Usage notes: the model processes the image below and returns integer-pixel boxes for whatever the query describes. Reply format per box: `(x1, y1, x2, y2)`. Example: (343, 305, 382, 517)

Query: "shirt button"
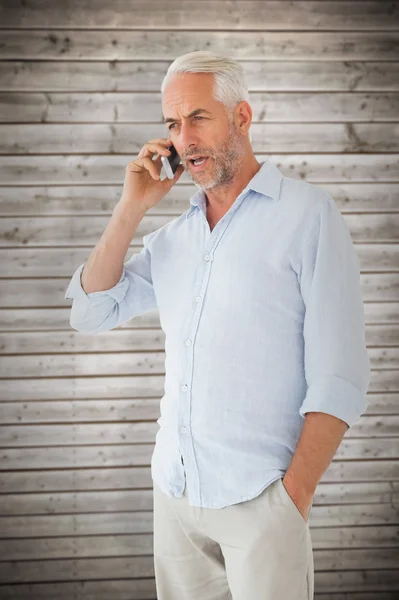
(204, 255, 211, 261)
(181, 427, 187, 433)
(181, 385, 188, 391)
(185, 339, 192, 346)
(195, 296, 201, 302)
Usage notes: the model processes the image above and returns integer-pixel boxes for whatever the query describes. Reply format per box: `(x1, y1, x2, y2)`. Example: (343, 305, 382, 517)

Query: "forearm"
(81, 200, 147, 294)
(284, 411, 349, 506)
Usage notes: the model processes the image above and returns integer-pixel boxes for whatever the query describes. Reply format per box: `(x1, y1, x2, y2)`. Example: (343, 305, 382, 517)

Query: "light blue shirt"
(65, 159, 371, 509)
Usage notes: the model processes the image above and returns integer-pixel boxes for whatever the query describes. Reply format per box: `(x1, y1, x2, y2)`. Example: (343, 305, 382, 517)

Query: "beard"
(188, 123, 246, 192)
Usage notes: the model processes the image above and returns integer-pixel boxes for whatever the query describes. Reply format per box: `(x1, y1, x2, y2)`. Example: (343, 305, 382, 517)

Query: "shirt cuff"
(64, 263, 128, 304)
(299, 374, 368, 428)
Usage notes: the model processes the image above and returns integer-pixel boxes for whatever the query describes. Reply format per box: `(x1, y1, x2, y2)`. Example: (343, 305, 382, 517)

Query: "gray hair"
(161, 50, 252, 142)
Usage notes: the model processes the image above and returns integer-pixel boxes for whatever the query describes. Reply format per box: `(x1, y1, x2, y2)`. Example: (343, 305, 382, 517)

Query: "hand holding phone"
(120, 138, 184, 213)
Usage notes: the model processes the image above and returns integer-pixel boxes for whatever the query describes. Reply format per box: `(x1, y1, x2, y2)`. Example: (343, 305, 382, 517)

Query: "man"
(65, 51, 371, 599)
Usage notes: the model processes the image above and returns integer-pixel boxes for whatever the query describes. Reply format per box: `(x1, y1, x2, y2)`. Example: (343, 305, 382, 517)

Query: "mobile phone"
(161, 143, 181, 179)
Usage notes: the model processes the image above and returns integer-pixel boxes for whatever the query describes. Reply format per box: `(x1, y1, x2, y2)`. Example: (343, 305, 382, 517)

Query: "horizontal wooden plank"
(1, 526, 398, 562)
(0, 303, 397, 331)
(0, 346, 397, 378)
(0, 549, 398, 584)
(2, 123, 399, 154)
(0, 307, 160, 330)
(0, 555, 155, 583)
(0, 244, 399, 278)
(2, 437, 398, 471)
(0, 511, 154, 538)
(0, 375, 166, 401)
(1, 494, 399, 542)
(0, 329, 165, 354)
(1, 31, 398, 61)
(316, 595, 399, 600)
(0, 579, 398, 600)
(0, 399, 162, 426)
(0, 533, 152, 560)
(1, 495, 398, 537)
(0, 578, 398, 600)
(0, 327, 396, 355)
(1, 154, 398, 185)
(0, 487, 398, 524)
(0, 214, 166, 246)
(0, 579, 156, 600)
(0, 420, 399, 448)
(1, 1, 397, 30)
(0, 369, 396, 401)
(0, 352, 167, 378)
(1, 183, 399, 217)
(1, 274, 397, 310)
(1, 60, 398, 93)
(1, 213, 398, 247)
(0, 394, 397, 421)
(2, 91, 399, 123)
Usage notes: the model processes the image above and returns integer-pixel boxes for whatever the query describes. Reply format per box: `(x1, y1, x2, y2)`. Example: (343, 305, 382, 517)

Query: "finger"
(138, 139, 173, 160)
(129, 157, 160, 180)
(163, 163, 184, 185)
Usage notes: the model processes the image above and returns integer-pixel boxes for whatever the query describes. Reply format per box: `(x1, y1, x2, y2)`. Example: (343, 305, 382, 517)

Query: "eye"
(168, 116, 204, 131)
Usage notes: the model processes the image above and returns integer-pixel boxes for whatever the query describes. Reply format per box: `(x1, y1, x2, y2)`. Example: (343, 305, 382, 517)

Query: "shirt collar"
(185, 159, 283, 219)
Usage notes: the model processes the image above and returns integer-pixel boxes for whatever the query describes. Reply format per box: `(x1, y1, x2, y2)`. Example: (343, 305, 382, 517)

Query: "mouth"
(188, 156, 209, 170)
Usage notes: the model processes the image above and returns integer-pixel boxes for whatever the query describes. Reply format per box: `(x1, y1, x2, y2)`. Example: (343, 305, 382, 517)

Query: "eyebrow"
(163, 108, 212, 124)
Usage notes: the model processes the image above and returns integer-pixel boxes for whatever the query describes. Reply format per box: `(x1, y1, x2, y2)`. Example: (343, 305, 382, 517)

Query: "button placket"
(178, 194, 249, 505)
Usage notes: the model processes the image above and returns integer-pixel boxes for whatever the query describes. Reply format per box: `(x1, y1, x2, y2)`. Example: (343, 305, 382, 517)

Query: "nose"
(176, 125, 201, 159)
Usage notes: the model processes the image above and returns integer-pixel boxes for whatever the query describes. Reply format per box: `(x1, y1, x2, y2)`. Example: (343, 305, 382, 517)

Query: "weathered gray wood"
(0, 549, 398, 583)
(0, 369, 396, 401)
(1, 60, 398, 92)
(1, 1, 397, 30)
(1, 273, 397, 309)
(1, 183, 398, 216)
(1, 31, 398, 61)
(0, 580, 398, 600)
(2, 91, 399, 123)
(2, 243, 399, 277)
(0, 307, 160, 330)
(0, 352, 167, 377)
(316, 595, 399, 600)
(0, 488, 398, 525)
(1, 154, 398, 185)
(2, 123, 399, 154)
(0, 579, 156, 600)
(0, 330, 166, 353)
(0, 1, 397, 595)
(0, 326, 396, 355)
(1, 496, 398, 538)
(0, 346, 397, 378)
(0, 243, 399, 278)
(1, 525, 398, 561)
(0, 303, 397, 331)
(0, 511, 154, 538)
(315, 570, 399, 592)
(0, 419, 398, 447)
(1, 438, 398, 470)
(0, 213, 398, 247)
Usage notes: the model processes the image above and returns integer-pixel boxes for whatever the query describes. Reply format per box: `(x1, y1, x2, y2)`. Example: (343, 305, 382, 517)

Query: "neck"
(205, 155, 262, 212)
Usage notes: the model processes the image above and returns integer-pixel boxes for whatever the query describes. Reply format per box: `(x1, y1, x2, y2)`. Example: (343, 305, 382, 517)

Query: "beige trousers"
(153, 476, 314, 600)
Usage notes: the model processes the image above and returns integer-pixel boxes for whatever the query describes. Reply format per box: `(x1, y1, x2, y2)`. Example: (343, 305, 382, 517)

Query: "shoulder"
(142, 210, 189, 248)
(281, 175, 333, 216)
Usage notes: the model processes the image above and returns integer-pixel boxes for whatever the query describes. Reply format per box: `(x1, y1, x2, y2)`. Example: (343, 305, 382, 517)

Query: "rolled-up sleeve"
(64, 234, 158, 333)
(297, 194, 371, 428)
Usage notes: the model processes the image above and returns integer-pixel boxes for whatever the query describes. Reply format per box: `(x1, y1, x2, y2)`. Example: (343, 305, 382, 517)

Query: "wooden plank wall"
(0, 1, 398, 598)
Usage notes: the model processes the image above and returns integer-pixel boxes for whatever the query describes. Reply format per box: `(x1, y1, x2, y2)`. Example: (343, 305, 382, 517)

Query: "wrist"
(114, 198, 147, 221)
